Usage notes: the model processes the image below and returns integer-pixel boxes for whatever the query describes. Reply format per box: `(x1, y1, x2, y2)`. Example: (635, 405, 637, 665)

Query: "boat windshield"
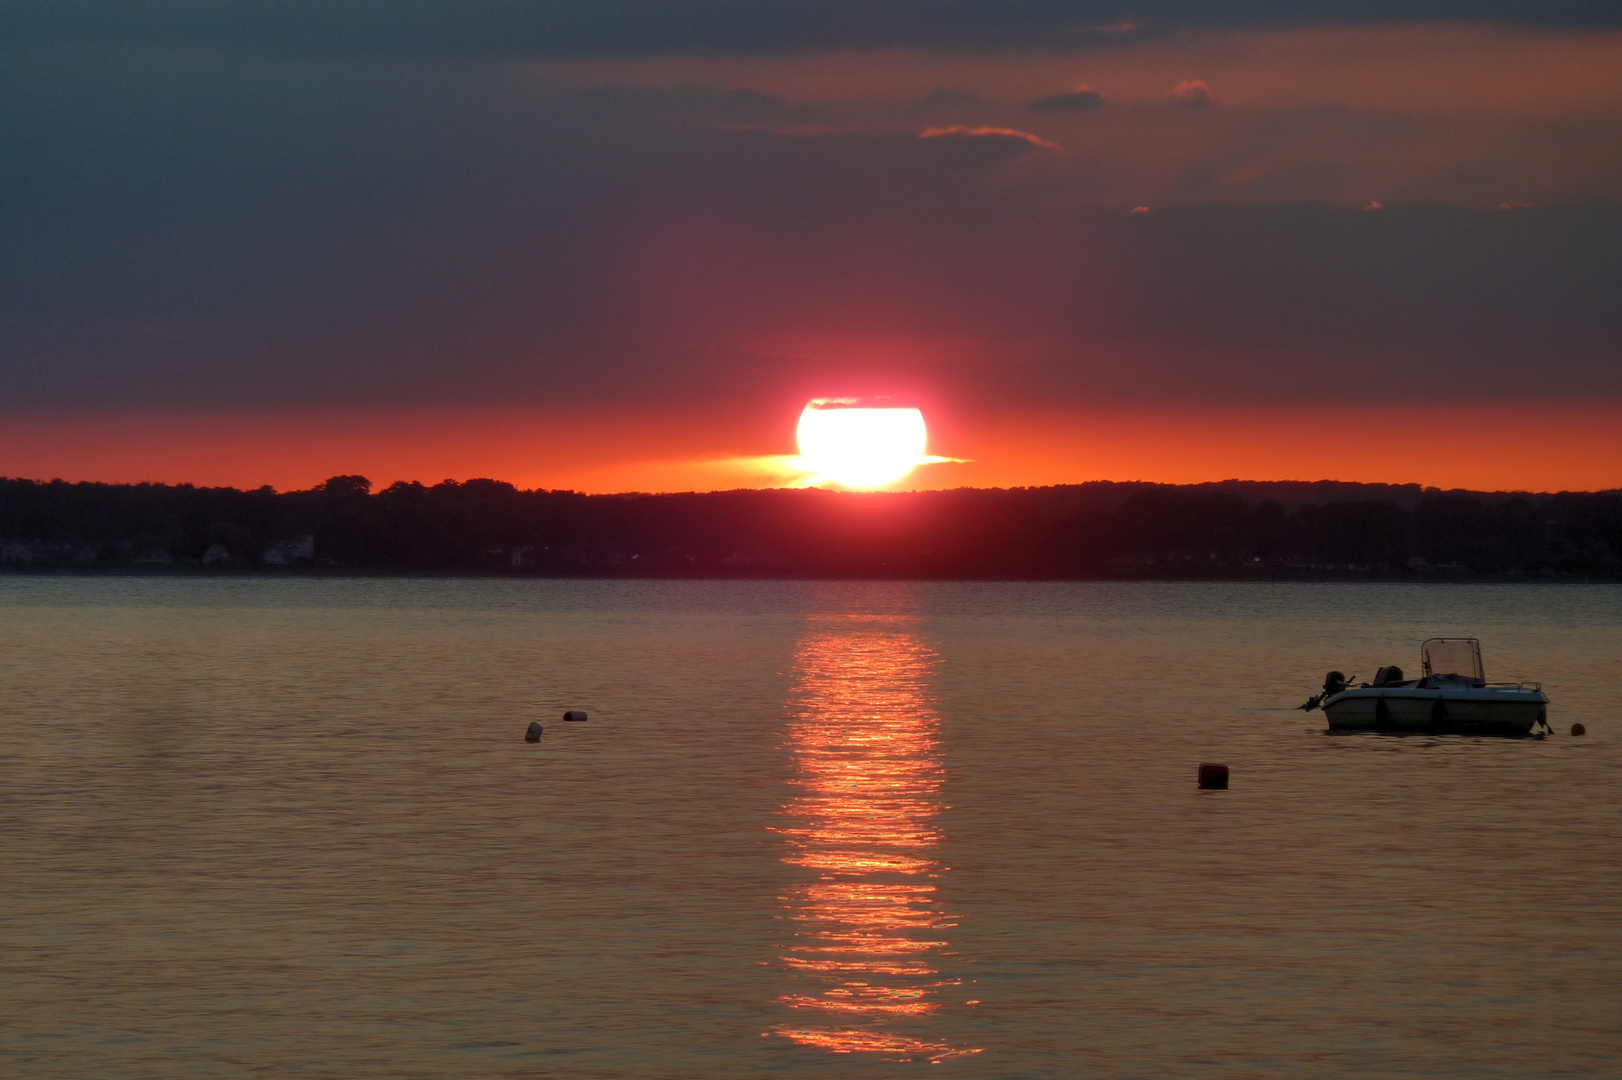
(1421, 638, 1484, 682)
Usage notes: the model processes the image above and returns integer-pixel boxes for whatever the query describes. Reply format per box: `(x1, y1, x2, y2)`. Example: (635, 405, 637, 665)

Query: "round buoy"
(563, 710, 588, 722)
(1571, 723, 1586, 736)
(525, 722, 543, 742)
(1197, 763, 1229, 790)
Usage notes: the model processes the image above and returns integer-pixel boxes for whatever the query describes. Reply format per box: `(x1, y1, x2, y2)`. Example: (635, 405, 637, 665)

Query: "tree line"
(1, 475, 1619, 578)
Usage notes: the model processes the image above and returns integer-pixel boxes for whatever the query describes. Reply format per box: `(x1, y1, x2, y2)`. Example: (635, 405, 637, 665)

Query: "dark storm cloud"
(1, 48, 1620, 415)
(2, 1, 1618, 58)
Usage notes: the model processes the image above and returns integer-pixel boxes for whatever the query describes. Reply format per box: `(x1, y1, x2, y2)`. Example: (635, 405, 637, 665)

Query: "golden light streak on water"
(771, 616, 981, 1063)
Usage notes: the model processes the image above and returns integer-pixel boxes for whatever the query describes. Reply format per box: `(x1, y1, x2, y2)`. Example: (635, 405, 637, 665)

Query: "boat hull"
(1323, 686, 1547, 737)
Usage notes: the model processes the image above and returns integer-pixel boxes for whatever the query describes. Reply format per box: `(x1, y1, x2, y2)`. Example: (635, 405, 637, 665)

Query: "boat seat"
(1373, 665, 1405, 687)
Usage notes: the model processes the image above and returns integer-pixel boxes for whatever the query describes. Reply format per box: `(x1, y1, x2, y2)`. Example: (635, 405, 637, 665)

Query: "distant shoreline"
(5, 477, 1620, 581)
(5, 566, 1619, 585)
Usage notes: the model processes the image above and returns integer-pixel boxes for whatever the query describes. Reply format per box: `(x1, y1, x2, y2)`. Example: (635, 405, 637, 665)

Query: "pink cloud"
(918, 125, 1062, 153)
(1167, 80, 1213, 108)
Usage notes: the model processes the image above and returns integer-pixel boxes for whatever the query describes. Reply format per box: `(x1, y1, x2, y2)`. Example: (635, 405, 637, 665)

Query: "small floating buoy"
(1197, 762, 1229, 790)
(563, 710, 588, 722)
(1571, 723, 1586, 736)
(525, 722, 543, 742)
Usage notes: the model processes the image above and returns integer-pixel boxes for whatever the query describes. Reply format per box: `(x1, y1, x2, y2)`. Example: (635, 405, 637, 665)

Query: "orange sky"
(4, 402, 1618, 493)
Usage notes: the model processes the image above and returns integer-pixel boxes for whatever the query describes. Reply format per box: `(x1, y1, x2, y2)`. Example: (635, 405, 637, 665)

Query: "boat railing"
(1368, 678, 1543, 691)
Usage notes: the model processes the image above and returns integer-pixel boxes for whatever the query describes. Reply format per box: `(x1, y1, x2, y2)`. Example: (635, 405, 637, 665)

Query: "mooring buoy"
(1571, 723, 1586, 736)
(564, 710, 588, 722)
(1197, 762, 1229, 790)
(525, 722, 543, 742)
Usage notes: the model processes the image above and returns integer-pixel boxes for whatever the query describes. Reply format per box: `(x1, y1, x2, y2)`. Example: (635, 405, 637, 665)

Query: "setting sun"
(796, 399, 929, 488)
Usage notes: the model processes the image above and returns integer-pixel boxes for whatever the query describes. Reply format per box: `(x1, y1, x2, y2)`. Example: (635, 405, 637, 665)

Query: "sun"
(796, 398, 930, 488)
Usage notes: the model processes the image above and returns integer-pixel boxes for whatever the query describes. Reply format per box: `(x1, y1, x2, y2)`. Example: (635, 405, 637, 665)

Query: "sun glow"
(796, 399, 930, 488)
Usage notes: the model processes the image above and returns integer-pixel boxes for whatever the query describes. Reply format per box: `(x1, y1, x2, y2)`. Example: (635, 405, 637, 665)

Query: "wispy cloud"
(918, 125, 1063, 152)
(1030, 86, 1106, 111)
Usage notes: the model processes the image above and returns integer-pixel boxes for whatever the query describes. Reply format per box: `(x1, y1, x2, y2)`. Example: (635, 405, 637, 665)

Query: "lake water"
(1, 578, 1618, 1078)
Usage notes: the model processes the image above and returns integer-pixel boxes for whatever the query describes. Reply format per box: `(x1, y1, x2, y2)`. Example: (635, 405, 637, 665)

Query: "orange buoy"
(1198, 763, 1229, 790)
(1571, 723, 1586, 736)
(525, 722, 543, 742)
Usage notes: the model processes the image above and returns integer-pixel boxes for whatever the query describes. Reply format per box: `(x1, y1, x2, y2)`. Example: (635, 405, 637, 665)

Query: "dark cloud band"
(2, 0, 1618, 57)
(2, 38, 1619, 419)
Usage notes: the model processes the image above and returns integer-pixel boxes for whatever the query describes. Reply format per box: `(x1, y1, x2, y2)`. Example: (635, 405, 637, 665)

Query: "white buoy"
(564, 710, 588, 722)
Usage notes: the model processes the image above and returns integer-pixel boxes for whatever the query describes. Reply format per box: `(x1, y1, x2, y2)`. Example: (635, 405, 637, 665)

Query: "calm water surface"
(1, 579, 1617, 1078)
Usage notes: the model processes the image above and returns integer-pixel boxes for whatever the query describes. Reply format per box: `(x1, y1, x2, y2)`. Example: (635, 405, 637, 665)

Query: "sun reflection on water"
(772, 618, 980, 1063)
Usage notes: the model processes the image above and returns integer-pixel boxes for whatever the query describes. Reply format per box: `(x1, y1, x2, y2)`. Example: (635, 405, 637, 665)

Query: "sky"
(3, 2, 1620, 492)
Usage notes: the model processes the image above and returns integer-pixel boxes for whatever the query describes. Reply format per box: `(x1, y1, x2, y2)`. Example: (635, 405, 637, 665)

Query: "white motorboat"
(1303, 638, 1550, 737)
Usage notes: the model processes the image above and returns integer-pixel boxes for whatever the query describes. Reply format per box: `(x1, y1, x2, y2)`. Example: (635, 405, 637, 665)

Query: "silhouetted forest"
(2, 475, 1620, 578)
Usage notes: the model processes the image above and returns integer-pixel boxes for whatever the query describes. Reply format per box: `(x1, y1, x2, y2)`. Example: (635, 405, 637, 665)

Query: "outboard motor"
(1300, 669, 1353, 710)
